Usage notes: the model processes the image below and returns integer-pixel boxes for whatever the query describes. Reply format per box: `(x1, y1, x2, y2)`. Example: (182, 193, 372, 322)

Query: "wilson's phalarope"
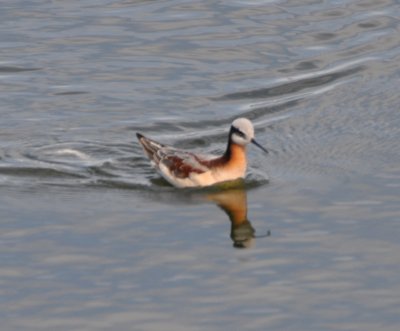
(136, 118, 268, 188)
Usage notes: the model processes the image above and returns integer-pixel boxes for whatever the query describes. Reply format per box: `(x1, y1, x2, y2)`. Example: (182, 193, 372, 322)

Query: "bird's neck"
(223, 138, 247, 171)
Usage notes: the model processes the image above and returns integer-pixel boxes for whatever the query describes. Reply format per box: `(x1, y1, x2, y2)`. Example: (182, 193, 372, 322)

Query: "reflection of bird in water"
(136, 118, 268, 188)
(207, 188, 270, 248)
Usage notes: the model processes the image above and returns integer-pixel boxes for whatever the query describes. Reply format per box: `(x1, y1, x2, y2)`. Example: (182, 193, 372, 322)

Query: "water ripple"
(217, 59, 370, 101)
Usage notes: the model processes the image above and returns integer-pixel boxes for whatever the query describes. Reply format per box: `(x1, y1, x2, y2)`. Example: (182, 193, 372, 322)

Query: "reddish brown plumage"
(163, 155, 205, 178)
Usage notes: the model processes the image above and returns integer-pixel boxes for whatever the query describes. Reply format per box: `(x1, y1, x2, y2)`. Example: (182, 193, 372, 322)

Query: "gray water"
(1, 1, 400, 330)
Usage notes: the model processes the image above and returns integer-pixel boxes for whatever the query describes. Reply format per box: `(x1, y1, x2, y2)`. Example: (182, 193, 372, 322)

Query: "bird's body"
(136, 118, 267, 188)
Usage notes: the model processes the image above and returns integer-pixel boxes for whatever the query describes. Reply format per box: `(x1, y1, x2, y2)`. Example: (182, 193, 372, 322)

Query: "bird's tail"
(136, 133, 164, 161)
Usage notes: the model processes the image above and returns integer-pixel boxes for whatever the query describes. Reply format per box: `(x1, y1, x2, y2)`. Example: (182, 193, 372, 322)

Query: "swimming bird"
(136, 118, 268, 188)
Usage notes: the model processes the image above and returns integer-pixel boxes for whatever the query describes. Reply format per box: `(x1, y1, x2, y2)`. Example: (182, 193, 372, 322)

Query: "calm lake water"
(1, 1, 400, 330)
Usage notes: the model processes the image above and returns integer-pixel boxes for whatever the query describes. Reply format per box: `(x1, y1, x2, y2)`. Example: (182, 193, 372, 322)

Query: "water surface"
(1, 1, 400, 330)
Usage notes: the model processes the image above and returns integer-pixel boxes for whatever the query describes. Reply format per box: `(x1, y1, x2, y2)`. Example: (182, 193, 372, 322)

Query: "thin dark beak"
(251, 138, 268, 154)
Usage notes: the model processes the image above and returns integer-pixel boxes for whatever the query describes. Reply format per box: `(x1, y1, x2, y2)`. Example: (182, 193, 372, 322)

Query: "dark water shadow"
(53, 91, 89, 96)
(0, 166, 87, 179)
(0, 66, 41, 73)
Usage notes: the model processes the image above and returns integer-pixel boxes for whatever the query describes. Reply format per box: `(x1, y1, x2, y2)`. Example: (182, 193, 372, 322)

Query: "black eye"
(232, 126, 246, 138)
